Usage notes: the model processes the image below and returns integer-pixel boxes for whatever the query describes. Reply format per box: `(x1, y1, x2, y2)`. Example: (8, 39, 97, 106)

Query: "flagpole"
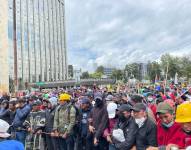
(164, 61, 169, 94)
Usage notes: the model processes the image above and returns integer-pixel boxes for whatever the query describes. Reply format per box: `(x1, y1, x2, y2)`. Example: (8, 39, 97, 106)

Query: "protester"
(132, 103, 157, 150)
(12, 98, 31, 145)
(45, 97, 58, 150)
(112, 104, 137, 150)
(87, 93, 109, 150)
(52, 93, 76, 150)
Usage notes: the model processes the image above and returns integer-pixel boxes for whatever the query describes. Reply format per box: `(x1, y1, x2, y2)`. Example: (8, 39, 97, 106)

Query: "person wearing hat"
(12, 97, 31, 145)
(87, 93, 109, 150)
(103, 102, 118, 150)
(44, 97, 58, 150)
(52, 93, 76, 150)
(132, 103, 157, 150)
(112, 104, 138, 150)
(173, 102, 191, 149)
(147, 102, 182, 150)
(24, 100, 46, 150)
(0, 119, 24, 150)
(77, 97, 92, 150)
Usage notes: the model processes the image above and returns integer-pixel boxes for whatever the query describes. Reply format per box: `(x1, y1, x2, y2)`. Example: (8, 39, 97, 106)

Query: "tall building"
(0, 0, 68, 92)
(103, 67, 115, 77)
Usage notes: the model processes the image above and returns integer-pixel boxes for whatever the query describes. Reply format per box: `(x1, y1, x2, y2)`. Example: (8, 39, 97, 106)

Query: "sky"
(65, 0, 191, 72)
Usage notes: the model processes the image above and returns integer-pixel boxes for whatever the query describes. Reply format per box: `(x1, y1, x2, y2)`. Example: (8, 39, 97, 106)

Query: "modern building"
(0, 0, 68, 92)
(103, 67, 115, 77)
(68, 65, 73, 79)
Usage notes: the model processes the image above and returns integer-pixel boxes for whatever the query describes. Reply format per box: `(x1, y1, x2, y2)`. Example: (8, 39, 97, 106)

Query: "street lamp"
(13, 0, 18, 93)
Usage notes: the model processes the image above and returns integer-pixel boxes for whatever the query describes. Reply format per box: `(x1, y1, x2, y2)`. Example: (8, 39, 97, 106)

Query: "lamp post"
(13, 0, 18, 93)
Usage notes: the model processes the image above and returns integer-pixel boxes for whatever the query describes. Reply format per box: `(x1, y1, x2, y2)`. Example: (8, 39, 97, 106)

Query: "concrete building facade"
(0, 0, 67, 92)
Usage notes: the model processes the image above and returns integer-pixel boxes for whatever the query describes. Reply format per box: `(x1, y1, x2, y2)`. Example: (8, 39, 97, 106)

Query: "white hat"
(0, 119, 10, 138)
(107, 102, 117, 119)
(48, 97, 58, 107)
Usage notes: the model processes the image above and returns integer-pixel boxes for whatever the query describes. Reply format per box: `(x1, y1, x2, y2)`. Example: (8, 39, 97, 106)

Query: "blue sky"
(65, 0, 191, 72)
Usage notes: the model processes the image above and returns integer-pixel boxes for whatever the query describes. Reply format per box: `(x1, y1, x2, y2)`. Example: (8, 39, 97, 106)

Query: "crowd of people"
(0, 82, 191, 150)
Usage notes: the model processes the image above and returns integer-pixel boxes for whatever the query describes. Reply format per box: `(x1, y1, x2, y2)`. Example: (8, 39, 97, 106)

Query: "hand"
(166, 144, 179, 150)
(52, 130, 59, 137)
(51, 132, 55, 137)
(89, 125, 95, 133)
(62, 133, 68, 139)
(106, 135, 112, 144)
(94, 137, 98, 146)
(28, 128, 33, 133)
(37, 130, 42, 134)
(146, 146, 158, 150)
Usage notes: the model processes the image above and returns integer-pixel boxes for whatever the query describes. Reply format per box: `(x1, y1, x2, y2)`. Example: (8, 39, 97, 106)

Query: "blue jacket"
(13, 104, 31, 128)
(0, 140, 24, 150)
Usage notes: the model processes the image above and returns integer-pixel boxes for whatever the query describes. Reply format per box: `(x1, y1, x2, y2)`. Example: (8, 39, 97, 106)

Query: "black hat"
(32, 100, 42, 106)
(131, 103, 146, 112)
(117, 104, 132, 112)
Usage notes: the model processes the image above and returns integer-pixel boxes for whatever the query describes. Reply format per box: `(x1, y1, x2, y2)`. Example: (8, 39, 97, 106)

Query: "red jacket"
(157, 122, 185, 148)
(177, 129, 191, 148)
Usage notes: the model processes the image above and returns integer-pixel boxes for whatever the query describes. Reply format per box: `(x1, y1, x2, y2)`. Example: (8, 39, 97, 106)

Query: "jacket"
(45, 107, 56, 133)
(53, 103, 76, 135)
(113, 117, 138, 150)
(157, 122, 184, 148)
(136, 118, 157, 150)
(89, 104, 108, 139)
(0, 108, 10, 124)
(13, 104, 31, 128)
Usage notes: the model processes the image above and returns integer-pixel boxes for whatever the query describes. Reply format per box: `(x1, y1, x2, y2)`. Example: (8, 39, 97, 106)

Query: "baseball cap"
(118, 104, 132, 112)
(131, 103, 146, 112)
(156, 102, 174, 114)
(107, 102, 117, 118)
(81, 97, 90, 104)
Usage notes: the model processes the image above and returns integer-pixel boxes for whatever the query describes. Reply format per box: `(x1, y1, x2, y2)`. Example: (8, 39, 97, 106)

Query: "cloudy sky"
(65, 0, 191, 72)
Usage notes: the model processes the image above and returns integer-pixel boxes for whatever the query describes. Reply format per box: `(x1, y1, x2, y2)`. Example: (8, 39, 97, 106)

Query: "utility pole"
(13, 0, 18, 93)
(164, 61, 169, 94)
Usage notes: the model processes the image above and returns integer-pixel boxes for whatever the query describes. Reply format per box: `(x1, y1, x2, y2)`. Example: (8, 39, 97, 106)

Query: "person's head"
(9, 99, 16, 111)
(94, 93, 104, 107)
(42, 99, 49, 108)
(131, 103, 147, 127)
(156, 102, 174, 128)
(130, 95, 143, 106)
(59, 93, 71, 105)
(176, 102, 191, 133)
(132, 103, 147, 119)
(117, 104, 132, 122)
(81, 97, 90, 110)
(48, 97, 58, 109)
(32, 100, 42, 112)
(1, 100, 9, 109)
(17, 98, 26, 108)
(107, 102, 118, 119)
(0, 119, 10, 139)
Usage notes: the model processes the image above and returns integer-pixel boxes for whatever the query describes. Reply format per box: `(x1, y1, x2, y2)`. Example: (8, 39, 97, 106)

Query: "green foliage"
(89, 72, 103, 79)
(81, 71, 90, 79)
(111, 69, 124, 80)
(147, 61, 161, 82)
(96, 66, 104, 74)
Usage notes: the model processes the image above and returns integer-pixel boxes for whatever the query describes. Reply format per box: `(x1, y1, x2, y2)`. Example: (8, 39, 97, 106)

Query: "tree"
(96, 66, 104, 74)
(81, 71, 89, 79)
(111, 69, 124, 80)
(179, 56, 191, 80)
(125, 63, 140, 79)
(160, 54, 181, 79)
(147, 61, 161, 82)
(89, 72, 103, 79)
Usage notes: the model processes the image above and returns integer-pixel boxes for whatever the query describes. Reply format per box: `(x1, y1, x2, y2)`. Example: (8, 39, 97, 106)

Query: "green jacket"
(53, 103, 76, 135)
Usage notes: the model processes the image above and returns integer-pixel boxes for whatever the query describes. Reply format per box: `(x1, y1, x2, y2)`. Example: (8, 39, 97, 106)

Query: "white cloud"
(65, 0, 191, 72)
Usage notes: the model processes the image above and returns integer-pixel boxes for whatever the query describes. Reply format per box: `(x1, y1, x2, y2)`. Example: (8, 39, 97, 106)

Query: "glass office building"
(8, 0, 68, 87)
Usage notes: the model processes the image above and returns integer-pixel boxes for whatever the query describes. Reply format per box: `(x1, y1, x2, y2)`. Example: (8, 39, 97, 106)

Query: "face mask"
(95, 99, 103, 107)
(135, 117, 146, 128)
(118, 113, 126, 122)
(162, 121, 174, 128)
